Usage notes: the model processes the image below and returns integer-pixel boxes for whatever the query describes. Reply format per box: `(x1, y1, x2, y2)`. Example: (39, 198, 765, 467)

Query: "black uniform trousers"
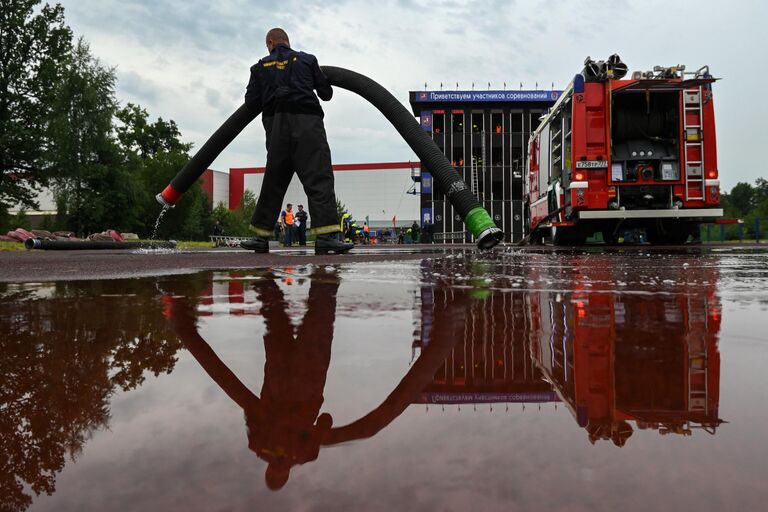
(250, 113, 340, 238)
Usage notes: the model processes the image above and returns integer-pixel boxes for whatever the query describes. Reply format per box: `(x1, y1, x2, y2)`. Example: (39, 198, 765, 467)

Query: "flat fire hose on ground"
(25, 239, 177, 250)
(156, 66, 503, 250)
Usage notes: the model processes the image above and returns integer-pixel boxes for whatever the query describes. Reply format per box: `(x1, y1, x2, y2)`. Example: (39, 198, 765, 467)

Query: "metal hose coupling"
(476, 226, 504, 250)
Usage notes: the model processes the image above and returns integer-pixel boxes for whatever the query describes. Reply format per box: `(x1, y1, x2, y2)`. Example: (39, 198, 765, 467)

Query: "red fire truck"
(526, 56, 723, 244)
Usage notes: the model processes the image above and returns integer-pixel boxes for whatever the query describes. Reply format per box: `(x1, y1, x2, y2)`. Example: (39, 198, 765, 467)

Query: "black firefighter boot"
(240, 237, 269, 253)
(315, 233, 353, 255)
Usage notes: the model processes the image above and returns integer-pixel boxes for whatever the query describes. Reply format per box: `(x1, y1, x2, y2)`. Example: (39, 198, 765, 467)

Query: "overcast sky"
(59, 0, 765, 190)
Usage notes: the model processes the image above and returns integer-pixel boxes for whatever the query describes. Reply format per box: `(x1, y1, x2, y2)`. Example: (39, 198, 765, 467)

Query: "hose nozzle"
(156, 185, 181, 208)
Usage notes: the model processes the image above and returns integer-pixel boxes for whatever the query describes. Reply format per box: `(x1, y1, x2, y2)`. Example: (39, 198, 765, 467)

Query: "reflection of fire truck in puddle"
(527, 257, 723, 446)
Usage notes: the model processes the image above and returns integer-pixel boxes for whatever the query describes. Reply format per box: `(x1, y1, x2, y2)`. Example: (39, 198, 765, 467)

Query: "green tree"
(115, 103, 191, 158)
(114, 102, 212, 239)
(0, 1, 72, 211)
(725, 182, 754, 217)
(211, 201, 240, 235)
(755, 178, 768, 205)
(47, 38, 135, 235)
(132, 150, 211, 240)
(336, 198, 350, 221)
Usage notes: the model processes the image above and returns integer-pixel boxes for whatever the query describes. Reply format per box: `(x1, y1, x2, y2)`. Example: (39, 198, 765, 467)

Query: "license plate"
(576, 160, 609, 169)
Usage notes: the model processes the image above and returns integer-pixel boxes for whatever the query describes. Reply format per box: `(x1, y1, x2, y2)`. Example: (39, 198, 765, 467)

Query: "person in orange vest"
(363, 223, 370, 244)
(281, 203, 295, 247)
(495, 124, 502, 134)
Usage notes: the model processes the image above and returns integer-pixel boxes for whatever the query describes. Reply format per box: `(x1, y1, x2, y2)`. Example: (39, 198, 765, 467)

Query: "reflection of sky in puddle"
(2, 249, 767, 511)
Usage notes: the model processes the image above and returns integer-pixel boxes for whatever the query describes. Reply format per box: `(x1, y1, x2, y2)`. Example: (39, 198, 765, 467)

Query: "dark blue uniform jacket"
(245, 43, 333, 117)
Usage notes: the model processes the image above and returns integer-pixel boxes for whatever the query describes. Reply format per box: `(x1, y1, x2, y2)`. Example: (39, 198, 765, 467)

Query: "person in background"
(363, 223, 370, 244)
(410, 221, 420, 243)
(295, 205, 308, 246)
(211, 220, 225, 247)
(281, 203, 295, 247)
(422, 220, 434, 243)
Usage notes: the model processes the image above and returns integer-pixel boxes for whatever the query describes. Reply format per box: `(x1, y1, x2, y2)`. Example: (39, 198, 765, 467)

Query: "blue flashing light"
(574, 74, 585, 94)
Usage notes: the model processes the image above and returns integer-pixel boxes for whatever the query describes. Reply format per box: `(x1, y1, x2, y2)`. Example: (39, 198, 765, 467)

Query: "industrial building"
(203, 161, 421, 228)
(409, 89, 561, 243)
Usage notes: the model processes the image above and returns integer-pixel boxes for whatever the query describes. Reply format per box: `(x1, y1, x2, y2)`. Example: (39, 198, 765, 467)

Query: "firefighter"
(295, 204, 308, 246)
(410, 221, 420, 243)
(240, 28, 352, 255)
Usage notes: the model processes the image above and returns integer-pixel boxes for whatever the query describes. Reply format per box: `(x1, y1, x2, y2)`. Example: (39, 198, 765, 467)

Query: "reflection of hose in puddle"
(323, 303, 465, 445)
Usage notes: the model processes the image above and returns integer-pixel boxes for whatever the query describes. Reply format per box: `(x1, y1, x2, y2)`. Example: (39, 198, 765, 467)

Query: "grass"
(174, 241, 216, 249)
(0, 240, 218, 251)
(0, 241, 25, 251)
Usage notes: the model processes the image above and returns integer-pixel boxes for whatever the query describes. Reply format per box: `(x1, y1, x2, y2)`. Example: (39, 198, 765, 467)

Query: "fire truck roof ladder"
(683, 86, 705, 201)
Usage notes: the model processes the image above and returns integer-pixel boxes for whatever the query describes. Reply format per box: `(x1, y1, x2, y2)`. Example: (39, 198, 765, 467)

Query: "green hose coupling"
(465, 207, 504, 249)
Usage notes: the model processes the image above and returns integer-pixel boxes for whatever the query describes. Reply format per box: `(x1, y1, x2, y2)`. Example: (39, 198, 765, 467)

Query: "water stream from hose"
(137, 206, 173, 253)
(150, 206, 170, 242)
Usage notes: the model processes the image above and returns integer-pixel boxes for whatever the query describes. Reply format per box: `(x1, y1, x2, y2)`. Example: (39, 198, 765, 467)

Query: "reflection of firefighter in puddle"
(165, 271, 471, 489)
(166, 270, 338, 490)
(248, 271, 336, 489)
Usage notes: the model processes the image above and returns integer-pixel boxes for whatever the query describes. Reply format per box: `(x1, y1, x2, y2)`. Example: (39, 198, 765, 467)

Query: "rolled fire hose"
(156, 66, 503, 249)
(25, 239, 177, 250)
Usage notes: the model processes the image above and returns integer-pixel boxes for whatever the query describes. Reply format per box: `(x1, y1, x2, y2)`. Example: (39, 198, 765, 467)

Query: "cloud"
(59, 0, 768, 188)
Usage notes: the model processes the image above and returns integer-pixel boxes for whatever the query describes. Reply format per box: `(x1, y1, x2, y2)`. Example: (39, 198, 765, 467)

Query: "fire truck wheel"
(531, 230, 545, 245)
(551, 226, 587, 246)
(646, 221, 690, 245)
(601, 228, 618, 245)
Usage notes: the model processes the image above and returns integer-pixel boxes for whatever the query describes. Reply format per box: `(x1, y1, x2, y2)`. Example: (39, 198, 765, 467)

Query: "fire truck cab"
(526, 56, 723, 244)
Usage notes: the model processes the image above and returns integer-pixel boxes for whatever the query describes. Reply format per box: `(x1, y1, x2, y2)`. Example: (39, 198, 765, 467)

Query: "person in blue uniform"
(240, 28, 352, 255)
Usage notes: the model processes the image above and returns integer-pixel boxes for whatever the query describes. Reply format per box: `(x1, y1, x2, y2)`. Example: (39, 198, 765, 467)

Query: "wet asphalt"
(1, 243, 766, 283)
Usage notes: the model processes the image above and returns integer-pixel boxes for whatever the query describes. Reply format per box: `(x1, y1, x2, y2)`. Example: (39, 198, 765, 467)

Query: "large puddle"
(3, 249, 768, 511)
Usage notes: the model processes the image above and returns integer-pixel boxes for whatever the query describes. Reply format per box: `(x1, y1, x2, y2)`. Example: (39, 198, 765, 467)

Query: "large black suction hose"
(321, 66, 502, 249)
(156, 103, 261, 206)
(156, 67, 502, 249)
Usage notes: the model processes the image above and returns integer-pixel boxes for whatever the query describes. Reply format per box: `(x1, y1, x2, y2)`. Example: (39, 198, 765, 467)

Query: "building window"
(471, 112, 483, 133)
(433, 113, 444, 133)
(452, 147, 464, 168)
(530, 112, 543, 132)
(452, 112, 463, 132)
(491, 112, 503, 134)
